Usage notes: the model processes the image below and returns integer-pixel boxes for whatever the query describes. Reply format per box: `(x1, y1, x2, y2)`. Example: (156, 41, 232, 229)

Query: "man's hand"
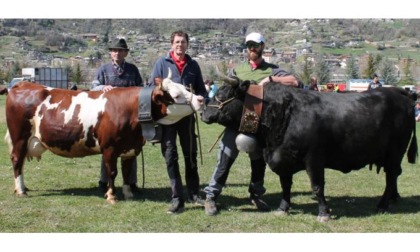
(258, 76, 272, 86)
(103, 85, 115, 92)
(196, 95, 204, 105)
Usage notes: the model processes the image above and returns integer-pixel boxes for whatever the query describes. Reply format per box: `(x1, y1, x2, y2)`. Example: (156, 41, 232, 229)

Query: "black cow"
(201, 78, 417, 221)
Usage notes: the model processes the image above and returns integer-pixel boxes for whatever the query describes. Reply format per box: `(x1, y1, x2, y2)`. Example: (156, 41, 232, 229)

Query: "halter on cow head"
(201, 69, 260, 153)
(157, 68, 204, 125)
(201, 71, 250, 130)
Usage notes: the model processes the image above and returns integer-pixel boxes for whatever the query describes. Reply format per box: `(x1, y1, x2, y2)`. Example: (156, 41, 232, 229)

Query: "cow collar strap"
(239, 84, 263, 134)
(138, 86, 158, 141)
(138, 86, 154, 122)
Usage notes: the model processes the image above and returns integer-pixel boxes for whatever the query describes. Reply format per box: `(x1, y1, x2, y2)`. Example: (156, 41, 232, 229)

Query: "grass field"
(0, 89, 419, 250)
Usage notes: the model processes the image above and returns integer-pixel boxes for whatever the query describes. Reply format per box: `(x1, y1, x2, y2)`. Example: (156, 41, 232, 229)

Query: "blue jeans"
(204, 127, 266, 199)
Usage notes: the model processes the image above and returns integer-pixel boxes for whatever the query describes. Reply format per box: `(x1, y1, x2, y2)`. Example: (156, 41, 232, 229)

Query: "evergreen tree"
(72, 63, 84, 85)
(374, 54, 383, 68)
(11, 62, 21, 77)
(314, 54, 330, 85)
(380, 59, 398, 85)
(346, 55, 359, 79)
(299, 55, 313, 85)
(363, 53, 375, 79)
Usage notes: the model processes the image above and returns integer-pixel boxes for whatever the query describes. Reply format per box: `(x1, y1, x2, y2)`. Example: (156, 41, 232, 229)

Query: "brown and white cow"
(3, 77, 203, 204)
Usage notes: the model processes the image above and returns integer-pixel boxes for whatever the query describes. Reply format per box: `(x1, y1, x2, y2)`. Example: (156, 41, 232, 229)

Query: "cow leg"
(121, 157, 134, 200)
(11, 140, 29, 196)
(274, 174, 293, 216)
(102, 152, 118, 204)
(307, 168, 330, 222)
(377, 164, 401, 213)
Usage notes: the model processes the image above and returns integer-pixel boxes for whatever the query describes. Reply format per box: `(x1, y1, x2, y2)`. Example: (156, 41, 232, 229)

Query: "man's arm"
(258, 74, 299, 87)
(91, 80, 105, 91)
(91, 67, 105, 91)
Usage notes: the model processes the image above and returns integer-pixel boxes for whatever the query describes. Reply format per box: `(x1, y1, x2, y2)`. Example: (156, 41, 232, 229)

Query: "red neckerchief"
(170, 51, 186, 74)
(250, 61, 258, 70)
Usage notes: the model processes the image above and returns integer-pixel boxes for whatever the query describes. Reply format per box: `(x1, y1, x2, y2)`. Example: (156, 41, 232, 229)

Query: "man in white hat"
(203, 32, 301, 216)
(91, 38, 143, 194)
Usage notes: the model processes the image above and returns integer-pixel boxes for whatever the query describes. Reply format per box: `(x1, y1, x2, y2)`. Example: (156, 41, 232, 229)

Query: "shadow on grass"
(22, 184, 420, 219)
(210, 190, 420, 219)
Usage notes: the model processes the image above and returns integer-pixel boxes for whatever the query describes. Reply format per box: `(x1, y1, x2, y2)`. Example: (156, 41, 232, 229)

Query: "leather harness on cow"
(207, 84, 263, 133)
(207, 84, 263, 153)
(138, 85, 162, 142)
(137, 86, 163, 189)
(239, 84, 263, 134)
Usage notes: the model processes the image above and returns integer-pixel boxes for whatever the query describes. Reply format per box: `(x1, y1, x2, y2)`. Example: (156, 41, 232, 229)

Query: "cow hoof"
(273, 209, 288, 216)
(105, 194, 118, 204)
(15, 188, 28, 197)
(16, 192, 28, 197)
(107, 198, 118, 204)
(105, 189, 118, 204)
(317, 215, 330, 222)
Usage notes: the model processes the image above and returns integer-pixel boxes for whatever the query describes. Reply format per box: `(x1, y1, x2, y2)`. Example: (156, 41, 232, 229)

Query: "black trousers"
(160, 114, 199, 201)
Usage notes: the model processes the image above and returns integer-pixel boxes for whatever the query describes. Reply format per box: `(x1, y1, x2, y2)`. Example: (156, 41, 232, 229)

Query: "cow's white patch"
(31, 92, 107, 155)
(161, 76, 204, 113)
(14, 174, 25, 194)
(4, 130, 12, 155)
(62, 92, 106, 126)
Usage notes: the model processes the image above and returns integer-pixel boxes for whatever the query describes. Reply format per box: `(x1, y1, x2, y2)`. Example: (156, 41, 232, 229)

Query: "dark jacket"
(148, 52, 206, 97)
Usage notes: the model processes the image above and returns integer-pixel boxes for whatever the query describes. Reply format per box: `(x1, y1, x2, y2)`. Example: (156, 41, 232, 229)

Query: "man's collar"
(112, 59, 125, 66)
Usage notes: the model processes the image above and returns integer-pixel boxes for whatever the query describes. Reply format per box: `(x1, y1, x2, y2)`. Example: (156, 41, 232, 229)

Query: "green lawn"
(0, 91, 419, 250)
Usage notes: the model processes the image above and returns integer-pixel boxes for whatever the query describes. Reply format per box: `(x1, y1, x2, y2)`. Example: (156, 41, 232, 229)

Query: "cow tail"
(407, 120, 418, 164)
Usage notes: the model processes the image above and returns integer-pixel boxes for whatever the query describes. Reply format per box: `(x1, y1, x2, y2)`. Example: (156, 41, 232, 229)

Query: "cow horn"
(215, 65, 239, 86)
